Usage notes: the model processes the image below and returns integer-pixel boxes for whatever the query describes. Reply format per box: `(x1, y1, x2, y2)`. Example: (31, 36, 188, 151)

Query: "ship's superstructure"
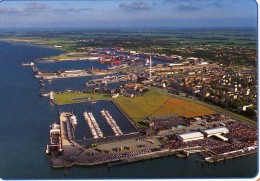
(46, 123, 62, 154)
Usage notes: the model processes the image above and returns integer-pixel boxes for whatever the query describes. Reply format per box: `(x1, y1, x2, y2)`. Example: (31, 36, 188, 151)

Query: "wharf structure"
(31, 63, 115, 80)
(47, 111, 257, 168)
(83, 111, 104, 138)
(101, 109, 123, 136)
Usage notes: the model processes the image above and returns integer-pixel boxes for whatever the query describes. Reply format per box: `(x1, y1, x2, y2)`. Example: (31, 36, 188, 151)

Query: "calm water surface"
(0, 41, 258, 179)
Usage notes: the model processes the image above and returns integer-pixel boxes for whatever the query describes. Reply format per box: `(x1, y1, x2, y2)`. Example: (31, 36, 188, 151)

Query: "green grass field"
(53, 92, 111, 105)
(53, 89, 255, 127)
(54, 89, 215, 123)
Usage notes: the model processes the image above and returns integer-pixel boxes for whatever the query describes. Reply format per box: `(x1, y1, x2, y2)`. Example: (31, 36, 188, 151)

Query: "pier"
(203, 149, 257, 163)
(59, 112, 80, 147)
(49, 112, 258, 169)
(85, 75, 135, 86)
(101, 109, 123, 136)
(83, 111, 104, 138)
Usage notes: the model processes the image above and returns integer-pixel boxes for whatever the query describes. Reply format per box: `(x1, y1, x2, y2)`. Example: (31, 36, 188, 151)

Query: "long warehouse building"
(201, 127, 229, 137)
(176, 132, 204, 142)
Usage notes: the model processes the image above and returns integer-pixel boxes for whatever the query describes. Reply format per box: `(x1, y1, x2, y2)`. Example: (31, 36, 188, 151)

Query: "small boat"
(22, 62, 34, 66)
(70, 114, 77, 127)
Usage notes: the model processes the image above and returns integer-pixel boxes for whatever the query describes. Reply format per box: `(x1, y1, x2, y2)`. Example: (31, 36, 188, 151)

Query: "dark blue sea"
(36, 59, 109, 72)
(0, 41, 258, 179)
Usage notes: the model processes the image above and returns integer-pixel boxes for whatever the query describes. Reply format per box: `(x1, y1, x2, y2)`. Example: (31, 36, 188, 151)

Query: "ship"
(22, 62, 34, 66)
(110, 59, 122, 65)
(89, 57, 100, 60)
(145, 58, 150, 66)
(91, 100, 97, 104)
(46, 122, 62, 154)
(49, 91, 54, 100)
(98, 58, 111, 64)
(39, 92, 49, 97)
(70, 113, 77, 128)
(40, 83, 45, 87)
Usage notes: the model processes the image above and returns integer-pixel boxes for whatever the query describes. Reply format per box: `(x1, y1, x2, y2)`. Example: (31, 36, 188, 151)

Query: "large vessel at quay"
(70, 113, 78, 128)
(46, 123, 62, 154)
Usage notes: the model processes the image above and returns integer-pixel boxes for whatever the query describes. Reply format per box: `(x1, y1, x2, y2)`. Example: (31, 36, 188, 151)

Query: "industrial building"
(176, 132, 204, 142)
(201, 127, 229, 141)
(201, 127, 229, 136)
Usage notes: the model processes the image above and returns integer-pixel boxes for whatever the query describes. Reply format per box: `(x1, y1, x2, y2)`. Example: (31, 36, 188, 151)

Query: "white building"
(201, 127, 229, 141)
(168, 63, 183, 67)
(176, 132, 204, 142)
(201, 127, 229, 137)
(198, 61, 208, 65)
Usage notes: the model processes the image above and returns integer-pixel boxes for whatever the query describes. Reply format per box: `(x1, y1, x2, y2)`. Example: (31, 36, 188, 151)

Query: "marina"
(83, 111, 104, 138)
(101, 109, 123, 136)
(58, 101, 137, 140)
(46, 105, 257, 169)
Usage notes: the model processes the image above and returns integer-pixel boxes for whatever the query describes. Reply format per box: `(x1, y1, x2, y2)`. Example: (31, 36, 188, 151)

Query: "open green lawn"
(53, 89, 255, 127)
(54, 92, 111, 105)
(54, 89, 215, 123)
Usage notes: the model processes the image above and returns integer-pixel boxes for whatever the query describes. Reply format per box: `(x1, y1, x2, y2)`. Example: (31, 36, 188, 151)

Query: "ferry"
(46, 123, 62, 154)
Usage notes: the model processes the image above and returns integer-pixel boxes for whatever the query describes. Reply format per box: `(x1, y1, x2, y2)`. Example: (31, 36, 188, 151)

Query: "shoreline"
(50, 146, 257, 168)
(0, 38, 67, 52)
(48, 110, 257, 170)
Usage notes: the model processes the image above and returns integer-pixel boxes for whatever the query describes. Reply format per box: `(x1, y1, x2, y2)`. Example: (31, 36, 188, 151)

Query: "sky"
(0, 0, 257, 29)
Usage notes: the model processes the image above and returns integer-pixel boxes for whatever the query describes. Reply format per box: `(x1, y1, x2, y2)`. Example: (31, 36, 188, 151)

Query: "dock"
(203, 149, 257, 163)
(48, 109, 257, 169)
(59, 112, 80, 147)
(85, 75, 135, 86)
(101, 109, 123, 136)
(83, 111, 104, 138)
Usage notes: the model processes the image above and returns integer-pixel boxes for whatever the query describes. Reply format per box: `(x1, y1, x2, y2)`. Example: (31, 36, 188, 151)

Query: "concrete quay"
(203, 149, 257, 163)
(49, 112, 257, 169)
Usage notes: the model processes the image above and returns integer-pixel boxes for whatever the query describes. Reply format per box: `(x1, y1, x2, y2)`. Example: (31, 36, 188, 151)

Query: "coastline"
(0, 36, 257, 179)
(50, 144, 257, 168)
